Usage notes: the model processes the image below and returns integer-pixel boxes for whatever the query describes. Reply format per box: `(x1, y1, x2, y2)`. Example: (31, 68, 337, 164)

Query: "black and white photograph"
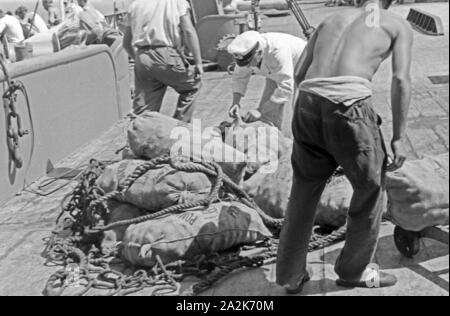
(0, 0, 448, 299)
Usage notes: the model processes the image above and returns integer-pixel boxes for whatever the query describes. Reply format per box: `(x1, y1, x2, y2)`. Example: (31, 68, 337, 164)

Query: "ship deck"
(0, 2, 448, 296)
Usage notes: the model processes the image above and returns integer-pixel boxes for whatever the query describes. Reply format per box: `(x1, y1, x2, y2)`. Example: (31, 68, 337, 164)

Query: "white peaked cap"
(227, 31, 263, 57)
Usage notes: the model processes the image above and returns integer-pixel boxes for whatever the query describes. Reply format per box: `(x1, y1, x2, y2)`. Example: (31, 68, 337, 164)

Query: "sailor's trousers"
(133, 47, 202, 123)
(277, 91, 387, 286)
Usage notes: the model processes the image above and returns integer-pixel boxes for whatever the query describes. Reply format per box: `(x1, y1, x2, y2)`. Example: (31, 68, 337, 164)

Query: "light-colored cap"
(227, 31, 263, 58)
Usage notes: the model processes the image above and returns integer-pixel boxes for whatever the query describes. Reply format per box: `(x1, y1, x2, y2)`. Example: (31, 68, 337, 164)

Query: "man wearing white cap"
(227, 31, 307, 131)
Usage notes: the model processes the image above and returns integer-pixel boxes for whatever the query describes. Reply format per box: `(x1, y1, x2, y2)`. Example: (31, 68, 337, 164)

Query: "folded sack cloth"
(299, 76, 372, 106)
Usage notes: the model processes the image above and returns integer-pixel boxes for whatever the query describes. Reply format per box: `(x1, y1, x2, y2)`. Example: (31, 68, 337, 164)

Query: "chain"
(1, 56, 33, 170)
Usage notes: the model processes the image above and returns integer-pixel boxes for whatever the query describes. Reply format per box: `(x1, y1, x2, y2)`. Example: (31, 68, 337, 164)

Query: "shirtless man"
(277, 0, 413, 293)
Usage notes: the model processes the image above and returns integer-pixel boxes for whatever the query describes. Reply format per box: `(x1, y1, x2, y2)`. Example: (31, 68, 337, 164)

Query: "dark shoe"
(285, 270, 312, 295)
(336, 271, 398, 289)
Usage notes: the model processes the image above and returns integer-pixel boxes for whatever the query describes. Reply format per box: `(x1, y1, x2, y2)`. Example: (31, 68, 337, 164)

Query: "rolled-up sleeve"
(232, 66, 253, 96)
(269, 48, 295, 104)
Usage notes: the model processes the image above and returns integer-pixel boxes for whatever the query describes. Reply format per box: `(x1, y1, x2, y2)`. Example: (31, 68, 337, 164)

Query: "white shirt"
(232, 33, 307, 104)
(0, 15, 25, 43)
(20, 13, 49, 33)
(124, 0, 191, 48)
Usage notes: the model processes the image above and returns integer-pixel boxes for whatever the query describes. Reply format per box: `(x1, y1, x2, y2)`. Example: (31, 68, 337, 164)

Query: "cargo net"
(43, 155, 346, 296)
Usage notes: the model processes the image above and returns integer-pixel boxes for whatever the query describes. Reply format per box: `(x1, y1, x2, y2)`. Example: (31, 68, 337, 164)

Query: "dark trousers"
(133, 47, 202, 123)
(276, 91, 387, 286)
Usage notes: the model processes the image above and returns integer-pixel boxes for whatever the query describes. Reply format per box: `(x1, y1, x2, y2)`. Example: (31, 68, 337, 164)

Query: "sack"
(244, 153, 353, 227)
(315, 176, 353, 228)
(387, 154, 449, 232)
(222, 118, 286, 174)
(127, 112, 247, 184)
(101, 202, 142, 255)
(121, 202, 272, 267)
(96, 159, 213, 212)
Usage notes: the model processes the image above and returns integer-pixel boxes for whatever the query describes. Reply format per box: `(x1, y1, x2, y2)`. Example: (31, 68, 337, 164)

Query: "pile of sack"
(96, 112, 273, 267)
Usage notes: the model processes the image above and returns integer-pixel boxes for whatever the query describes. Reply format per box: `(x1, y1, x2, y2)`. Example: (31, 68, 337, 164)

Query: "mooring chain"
(44, 254, 181, 297)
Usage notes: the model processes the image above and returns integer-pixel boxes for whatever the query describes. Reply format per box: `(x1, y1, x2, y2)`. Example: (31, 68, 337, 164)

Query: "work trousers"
(277, 91, 387, 286)
(133, 47, 202, 123)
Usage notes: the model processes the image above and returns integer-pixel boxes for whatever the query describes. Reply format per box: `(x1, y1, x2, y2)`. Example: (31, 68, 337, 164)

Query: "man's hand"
(243, 110, 262, 123)
(386, 138, 408, 172)
(194, 64, 203, 80)
(229, 104, 241, 118)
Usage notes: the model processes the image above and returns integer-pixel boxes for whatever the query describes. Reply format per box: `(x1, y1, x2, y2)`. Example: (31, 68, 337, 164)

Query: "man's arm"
(295, 26, 320, 85)
(270, 47, 295, 104)
(229, 66, 253, 117)
(122, 25, 135, 60)
(388, 21, 413, 171)
(180, 13, 203, 78)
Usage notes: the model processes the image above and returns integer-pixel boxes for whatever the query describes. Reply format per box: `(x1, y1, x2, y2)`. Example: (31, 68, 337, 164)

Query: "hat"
(227, 31, 263, 67)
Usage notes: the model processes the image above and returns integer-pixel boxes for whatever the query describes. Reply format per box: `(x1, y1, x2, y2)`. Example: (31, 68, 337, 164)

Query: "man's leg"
(173, 78, 202, 123)
(326, 100, 391, 284)
(277, 93, 337, 290)
(258, 79, 285, 130)
(156, 49, 202, 123)
(276, 145, 336, 289)
(133, 51, 167, 115)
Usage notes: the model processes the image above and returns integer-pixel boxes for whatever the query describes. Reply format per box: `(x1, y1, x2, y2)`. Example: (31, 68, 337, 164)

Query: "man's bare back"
(300, 3, 413, 82)
(296, 0, 413, 171)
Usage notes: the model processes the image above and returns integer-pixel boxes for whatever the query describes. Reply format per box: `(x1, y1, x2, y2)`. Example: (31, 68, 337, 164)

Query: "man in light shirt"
(227, 31, 307, 130)
(15, 6, 49, 38)
(0, 9, 25, 43)
(123, 0, 203, 122)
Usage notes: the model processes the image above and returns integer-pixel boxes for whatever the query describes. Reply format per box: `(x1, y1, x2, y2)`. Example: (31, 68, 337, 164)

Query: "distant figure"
(277, 0, 413, 294)
(42, 0, 61, 26)
(15, 6, 49, 38)
(0, 9, 25, 43)
(63, 0, 83, 25)
(123, 0, 203, 122)
(77, 0, 108, 30)
(77, 0, 106, 21)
